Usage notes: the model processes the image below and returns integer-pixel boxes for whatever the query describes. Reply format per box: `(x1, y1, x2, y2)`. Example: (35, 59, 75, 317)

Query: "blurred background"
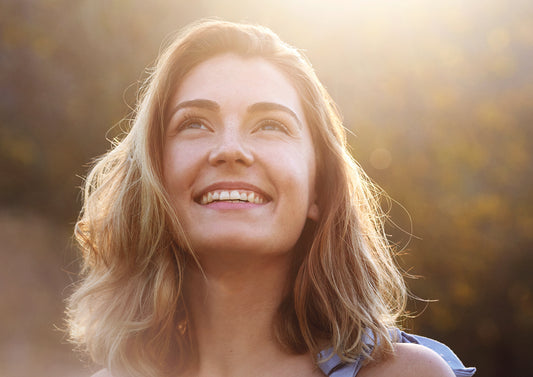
(1, 0, 532, 376)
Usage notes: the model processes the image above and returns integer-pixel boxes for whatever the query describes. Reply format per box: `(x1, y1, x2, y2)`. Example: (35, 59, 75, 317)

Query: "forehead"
(171, 54, 304, 117)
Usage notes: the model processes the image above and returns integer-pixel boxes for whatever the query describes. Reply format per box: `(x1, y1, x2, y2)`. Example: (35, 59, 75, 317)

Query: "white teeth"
(199, 189, 266, 205)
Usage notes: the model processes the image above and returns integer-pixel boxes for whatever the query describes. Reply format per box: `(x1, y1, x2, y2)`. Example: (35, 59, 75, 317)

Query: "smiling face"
(162, 54, 318, 259)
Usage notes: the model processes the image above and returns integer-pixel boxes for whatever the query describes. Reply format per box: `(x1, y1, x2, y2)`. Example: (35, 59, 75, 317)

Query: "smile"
(199, 190, 267, 205)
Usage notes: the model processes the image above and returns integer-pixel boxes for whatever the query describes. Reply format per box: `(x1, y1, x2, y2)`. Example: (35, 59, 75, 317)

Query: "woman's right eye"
(178, 119, 209, 131)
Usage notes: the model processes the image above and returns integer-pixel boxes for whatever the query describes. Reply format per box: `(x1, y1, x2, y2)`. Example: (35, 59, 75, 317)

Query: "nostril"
(208, 140, 254, 166)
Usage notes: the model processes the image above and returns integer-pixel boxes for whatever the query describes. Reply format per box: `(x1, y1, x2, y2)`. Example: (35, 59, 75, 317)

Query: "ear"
(307, 202, 319, 221)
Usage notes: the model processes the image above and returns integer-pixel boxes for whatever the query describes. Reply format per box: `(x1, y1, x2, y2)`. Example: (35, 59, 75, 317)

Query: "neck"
(184, 253, 296, 376)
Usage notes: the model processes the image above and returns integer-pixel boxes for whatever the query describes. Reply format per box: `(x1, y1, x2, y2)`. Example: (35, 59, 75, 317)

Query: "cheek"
(299, 141, 317, 196)
(162, 144, 180, 192)
(273, 145, 316, 205)
(162, 142, 198, 201)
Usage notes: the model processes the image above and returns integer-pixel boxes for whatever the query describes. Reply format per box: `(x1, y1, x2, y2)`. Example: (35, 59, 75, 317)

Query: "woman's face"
(163, 53, 318, 259)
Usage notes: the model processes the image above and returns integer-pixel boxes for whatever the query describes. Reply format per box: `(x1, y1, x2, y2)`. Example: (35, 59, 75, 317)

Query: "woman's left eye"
(185, 121, 207, 130)
(256, 120, 289, 133)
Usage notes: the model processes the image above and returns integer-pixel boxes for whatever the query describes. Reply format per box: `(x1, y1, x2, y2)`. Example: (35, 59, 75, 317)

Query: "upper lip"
(194, 181, 272, 202)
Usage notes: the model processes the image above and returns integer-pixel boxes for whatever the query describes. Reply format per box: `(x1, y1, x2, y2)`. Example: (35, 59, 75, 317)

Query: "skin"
(91, 54, 456, 377)
(164, 54, 321, 377)
(91, 343, 456, 377)
(358, 343, 456, 377)
(163, 54, 319, 268)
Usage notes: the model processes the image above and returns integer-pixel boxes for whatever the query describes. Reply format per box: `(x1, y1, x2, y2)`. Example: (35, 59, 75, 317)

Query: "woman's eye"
(257, 120, 289, 133)
(179, 119, 209, 131)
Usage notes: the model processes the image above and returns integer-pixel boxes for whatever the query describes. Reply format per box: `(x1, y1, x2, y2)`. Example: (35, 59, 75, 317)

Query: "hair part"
(66, 19, 406, 377)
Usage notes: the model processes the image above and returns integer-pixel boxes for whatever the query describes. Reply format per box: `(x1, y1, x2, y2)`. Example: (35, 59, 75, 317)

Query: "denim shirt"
(318, 330, 476, 377)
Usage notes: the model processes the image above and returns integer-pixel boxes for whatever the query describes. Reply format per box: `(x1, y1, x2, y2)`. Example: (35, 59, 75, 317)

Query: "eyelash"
(177, 113, 209, 131)
(173, 113, 290, 135)
(256, 119, 290, 134)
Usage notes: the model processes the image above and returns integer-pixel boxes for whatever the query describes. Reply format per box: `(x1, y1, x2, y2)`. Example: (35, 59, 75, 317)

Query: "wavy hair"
(67, 19, 406, 377)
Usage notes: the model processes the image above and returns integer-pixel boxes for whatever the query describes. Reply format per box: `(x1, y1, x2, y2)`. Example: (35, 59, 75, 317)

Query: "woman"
(67, 20, 476, 377)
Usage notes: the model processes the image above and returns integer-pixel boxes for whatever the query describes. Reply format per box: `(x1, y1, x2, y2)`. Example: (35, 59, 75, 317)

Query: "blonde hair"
(67, 19, 406, 377)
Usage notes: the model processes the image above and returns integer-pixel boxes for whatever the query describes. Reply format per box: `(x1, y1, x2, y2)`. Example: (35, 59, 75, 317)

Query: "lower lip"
(202, 201, 265, 210)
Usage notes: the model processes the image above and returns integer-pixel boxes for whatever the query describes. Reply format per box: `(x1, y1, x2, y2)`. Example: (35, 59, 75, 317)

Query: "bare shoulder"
(91, 369, 113, 377)
(359, 343, 455, 377)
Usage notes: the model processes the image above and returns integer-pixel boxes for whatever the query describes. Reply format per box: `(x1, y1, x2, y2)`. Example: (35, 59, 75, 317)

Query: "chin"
(192, 235, 296, 258)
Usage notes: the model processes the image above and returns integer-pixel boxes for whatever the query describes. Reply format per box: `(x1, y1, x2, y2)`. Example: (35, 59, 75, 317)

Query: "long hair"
(67, 19, 406, 377)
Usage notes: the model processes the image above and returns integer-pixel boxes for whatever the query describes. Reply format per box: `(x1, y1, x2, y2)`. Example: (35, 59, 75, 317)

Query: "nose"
(208, 128, 254, 167)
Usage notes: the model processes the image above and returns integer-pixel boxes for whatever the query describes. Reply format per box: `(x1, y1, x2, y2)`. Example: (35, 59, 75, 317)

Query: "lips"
(195, 182, 271, 205)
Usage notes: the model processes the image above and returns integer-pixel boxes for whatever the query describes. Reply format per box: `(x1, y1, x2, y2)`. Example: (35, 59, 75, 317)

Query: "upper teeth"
(200, 190, 265, 205)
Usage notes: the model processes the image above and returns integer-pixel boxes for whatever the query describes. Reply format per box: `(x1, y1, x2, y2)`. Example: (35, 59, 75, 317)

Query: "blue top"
(318, 330, 476, 376)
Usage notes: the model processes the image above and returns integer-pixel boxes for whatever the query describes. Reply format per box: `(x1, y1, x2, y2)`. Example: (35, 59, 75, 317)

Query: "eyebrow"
(247, 102, 302, 128)
(169, 99, 302, 128)
(169, 99, 220, 117)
